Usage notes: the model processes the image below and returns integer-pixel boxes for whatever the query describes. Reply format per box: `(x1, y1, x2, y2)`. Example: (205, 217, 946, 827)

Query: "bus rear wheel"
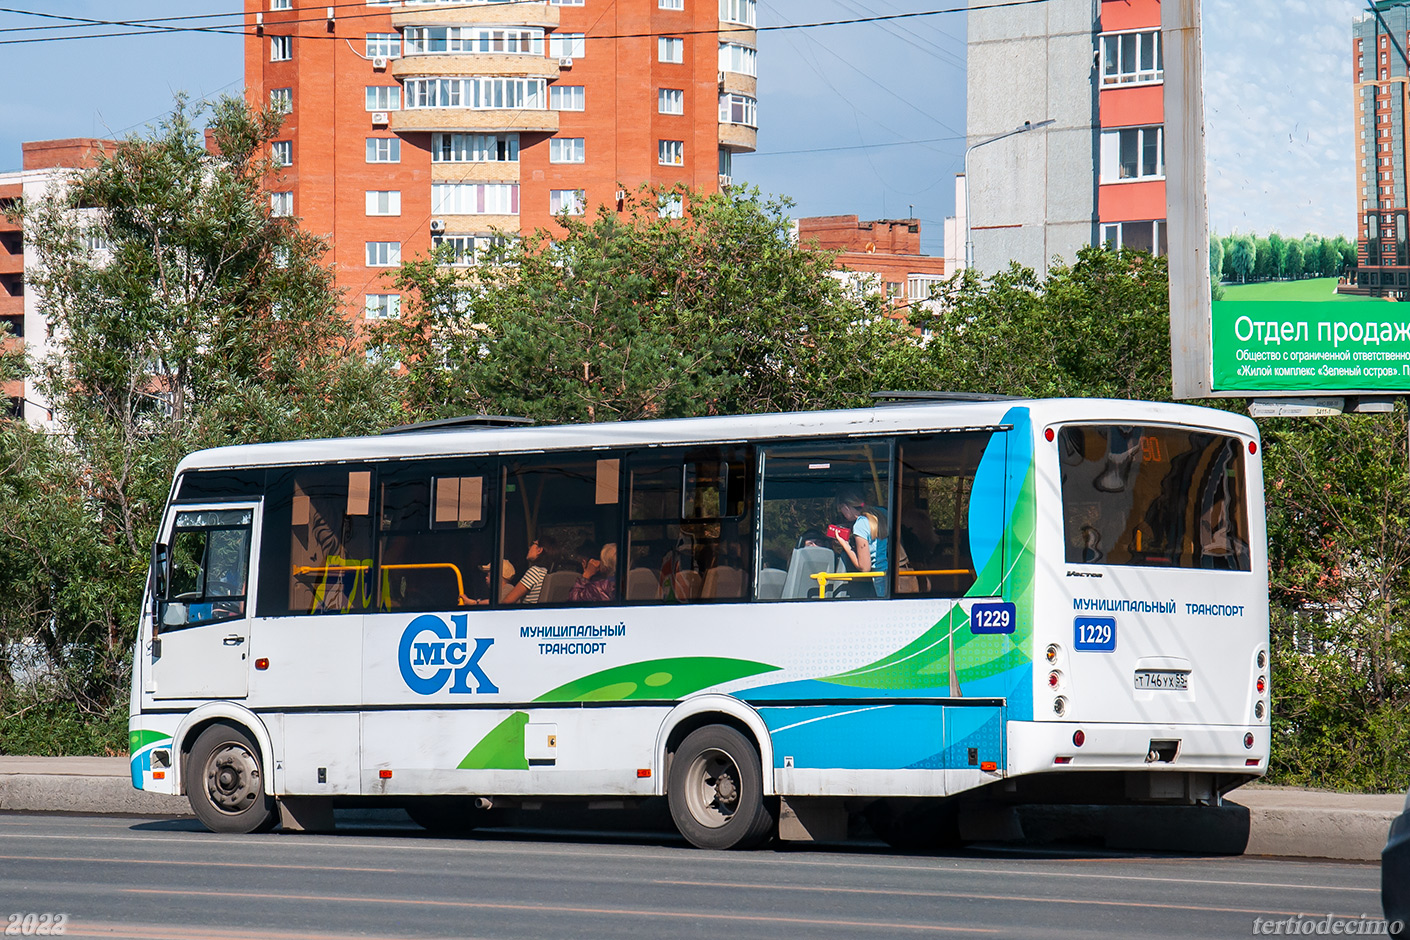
(186, 723, 277, 834)
(667, 725, 774, 850)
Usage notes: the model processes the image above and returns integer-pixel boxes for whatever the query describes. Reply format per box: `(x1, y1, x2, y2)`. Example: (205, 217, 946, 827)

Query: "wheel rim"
(682, 747, 742, 829)
(204, 742, 262, 816)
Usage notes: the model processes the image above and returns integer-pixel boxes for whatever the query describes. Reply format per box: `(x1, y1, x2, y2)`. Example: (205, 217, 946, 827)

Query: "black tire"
(186, 723, 277, 834)
(865, 798, 962, 851)
(405, 797, 486, 834)
(667, 725, 775, 850)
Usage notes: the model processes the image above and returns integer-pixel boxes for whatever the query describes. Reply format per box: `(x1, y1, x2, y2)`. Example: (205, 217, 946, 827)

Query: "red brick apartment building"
(796, 215, 947, 309)
(1096, 0, 1166, 256)
(244, 0, 759, 319)
(1347, 2, 1410, 297)
(0, 139, 114, 423)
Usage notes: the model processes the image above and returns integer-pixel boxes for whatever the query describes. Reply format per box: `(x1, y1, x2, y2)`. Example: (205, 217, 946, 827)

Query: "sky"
(0, 0, 968, 256)
(0, 1, 1356, 253)
(1203, 0, 1359, 240)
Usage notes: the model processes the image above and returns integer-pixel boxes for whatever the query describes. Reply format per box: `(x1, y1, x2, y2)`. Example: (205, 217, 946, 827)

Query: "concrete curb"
(0, 758, 1399, 859)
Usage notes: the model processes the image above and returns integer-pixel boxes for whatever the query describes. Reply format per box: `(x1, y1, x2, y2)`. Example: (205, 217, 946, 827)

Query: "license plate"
(1134, 670, 1189, 691)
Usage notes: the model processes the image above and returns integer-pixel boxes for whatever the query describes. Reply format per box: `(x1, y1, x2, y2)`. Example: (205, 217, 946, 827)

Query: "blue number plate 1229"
(970, 602, 1017, 634)
(1073, 616, 1117, 651)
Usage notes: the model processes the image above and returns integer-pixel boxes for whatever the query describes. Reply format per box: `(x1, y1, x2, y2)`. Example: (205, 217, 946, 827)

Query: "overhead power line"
(0, 0, 1049, 45)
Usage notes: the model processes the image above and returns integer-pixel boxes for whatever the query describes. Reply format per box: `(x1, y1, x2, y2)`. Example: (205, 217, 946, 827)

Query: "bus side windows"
(894, 433, 993, 598)
(260, 467, 377, 617)
(625, 448, 751, 604)
(501, 457, 624, 606)
(379, 461, 495, 612)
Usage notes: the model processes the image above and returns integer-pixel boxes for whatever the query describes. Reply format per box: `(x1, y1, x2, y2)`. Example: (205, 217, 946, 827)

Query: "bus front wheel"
(667, 725, 775, 850)
(186, 723, 277, 834)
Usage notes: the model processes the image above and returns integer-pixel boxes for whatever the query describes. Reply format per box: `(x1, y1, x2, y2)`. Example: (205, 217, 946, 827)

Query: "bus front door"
(150, 504, 260, 700)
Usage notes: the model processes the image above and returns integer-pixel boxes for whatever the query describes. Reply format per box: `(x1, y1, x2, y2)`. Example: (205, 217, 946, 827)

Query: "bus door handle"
(223, 635, 246, 647)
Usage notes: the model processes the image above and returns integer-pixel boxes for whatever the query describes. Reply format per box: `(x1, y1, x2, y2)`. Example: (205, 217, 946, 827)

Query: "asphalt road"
(0, 811, 1384, 940)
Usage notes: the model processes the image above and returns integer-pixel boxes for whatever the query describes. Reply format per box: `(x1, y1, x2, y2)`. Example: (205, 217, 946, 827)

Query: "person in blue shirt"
(833, 491, 889, 597)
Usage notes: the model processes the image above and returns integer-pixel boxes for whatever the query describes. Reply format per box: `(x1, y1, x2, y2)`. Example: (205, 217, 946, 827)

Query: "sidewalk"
(0, 757, 1399, 860)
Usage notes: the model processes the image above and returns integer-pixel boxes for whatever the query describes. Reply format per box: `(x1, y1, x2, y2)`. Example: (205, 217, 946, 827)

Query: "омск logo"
(398, 613, 498, 695)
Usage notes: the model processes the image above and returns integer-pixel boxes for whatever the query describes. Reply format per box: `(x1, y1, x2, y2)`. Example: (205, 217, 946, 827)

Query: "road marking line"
(120, 887, 997, 933)
(63, 920, 425, 940)
(0, 853, 395, 873)
(654, 878, 1371, 919)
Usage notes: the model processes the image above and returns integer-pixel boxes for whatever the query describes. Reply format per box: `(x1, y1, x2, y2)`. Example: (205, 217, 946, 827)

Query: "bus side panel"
(361, 706, 667, 797)
(763, 703, 1006, 798)
(129, 713, 181, 794)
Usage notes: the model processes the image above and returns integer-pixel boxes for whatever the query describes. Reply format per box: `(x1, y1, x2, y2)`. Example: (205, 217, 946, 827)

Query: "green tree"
(1285, 239, 1305, 279)
(371, 186, 908, 425)
(1267, 232, 1286, 279)
(1229, 235, 1257, 283)
(908, 246, 1172, 401)
(4, 95, 400, 725)
(1302, 235, 1325, 276)
(1335, 235, 1356, 274)
(1208, 233, 1225, 284)
(1254, 236, 1275, 281)
(1319, 239, 1341, 278)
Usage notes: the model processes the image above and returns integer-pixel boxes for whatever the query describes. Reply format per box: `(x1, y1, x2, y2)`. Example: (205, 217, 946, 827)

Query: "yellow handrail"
(810, 569, 972, 598)
(296, 562, 467, 603)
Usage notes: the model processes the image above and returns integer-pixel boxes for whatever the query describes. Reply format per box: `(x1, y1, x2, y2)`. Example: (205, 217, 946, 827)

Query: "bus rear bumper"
(1007, 720, 1269, 779)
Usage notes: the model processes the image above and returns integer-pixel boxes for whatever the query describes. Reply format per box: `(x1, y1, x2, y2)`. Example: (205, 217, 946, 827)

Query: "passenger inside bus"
(501, 536, 557, 604)
(569, 543, 617, 602)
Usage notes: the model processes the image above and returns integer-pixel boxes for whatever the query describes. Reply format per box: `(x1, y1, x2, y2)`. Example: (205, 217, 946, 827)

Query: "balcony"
(392, 2, 558, 29)
(718, 22, 756, 45)
(719, 72, 756, 97)
(392, 108, 559, 134)
(392, 54, 560, 81)
(718, 123, 757, 153)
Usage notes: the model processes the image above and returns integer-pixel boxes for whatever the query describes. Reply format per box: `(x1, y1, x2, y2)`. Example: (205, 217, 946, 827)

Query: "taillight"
(1047, 670, 1062, 689)
(1072, 730, 1085, 747)
(1256, 676, 1266, 694)
(1244, 733, 1255, 749)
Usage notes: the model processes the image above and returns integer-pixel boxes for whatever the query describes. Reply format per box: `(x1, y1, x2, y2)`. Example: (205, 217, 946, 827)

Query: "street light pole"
(963, 118, 1057, 270)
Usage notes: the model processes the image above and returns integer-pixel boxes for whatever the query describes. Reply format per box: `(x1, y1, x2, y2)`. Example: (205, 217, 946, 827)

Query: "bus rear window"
(1058, 425, 1251, 571)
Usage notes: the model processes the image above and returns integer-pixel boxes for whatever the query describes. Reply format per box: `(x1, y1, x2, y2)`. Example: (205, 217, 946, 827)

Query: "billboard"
(1168, 0, 1405, 399)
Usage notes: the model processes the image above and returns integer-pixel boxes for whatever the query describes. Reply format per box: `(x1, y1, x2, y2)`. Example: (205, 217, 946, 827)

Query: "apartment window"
(660, 0, 684, 7)
(270, 88, 293, 113)
(718, 43, 757, 76)
(433, 133, 519, 162)
(431, 182, 520, 215)
(365, 294, 401, 319)
(366, 138, 402, 162)
(366, 191, 402, 216)
(718, 149, 732, 176)
(549, 33, 586, 58)
(404, 26, 545, 55)
(432, 234, 510, 265)
(1100, 125, 1163, 182)
(366, 242, 402, 267)
(403, 77, 545, 110)
(1099, 30, 1161, 85)
(550, 189, 585, 215)
(718, 93, 757, 127)
(1099, 220, 1166, 256)
(659, 88, 684, 115)
(270, 36, 292, 61)
(271, 141, 292, 167)
(366, 33, 401, 57)
(550, 0, 584, 5)
(719, 0, 756, 26)
(550, 138, 586, 163)
(658, 140, 684, 166)
(366, 86, 401, 110)
(659, 195, 684, 218)
(550, 85, 586, 111)
(659, 37, 684, 63)
(270, 192, 293, 217)
(271, 0, 292, 8)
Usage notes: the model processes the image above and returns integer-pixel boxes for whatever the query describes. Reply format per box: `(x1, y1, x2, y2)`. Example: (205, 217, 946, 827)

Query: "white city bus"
(129, 397, 1270, 848)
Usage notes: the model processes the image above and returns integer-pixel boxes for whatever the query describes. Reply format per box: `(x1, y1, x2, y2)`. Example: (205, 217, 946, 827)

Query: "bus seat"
(539, 569, 579, 603)
(702, 565, 743, 599)
(673, 570, 703, 601)
(756, 567, 786, 599)
(781, 546, 838, 599)
(626, 567, 661, 600)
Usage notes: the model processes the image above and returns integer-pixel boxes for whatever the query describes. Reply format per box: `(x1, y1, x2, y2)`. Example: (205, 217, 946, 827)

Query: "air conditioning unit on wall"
(372, 56, 388, 70)
(429, 219, 446, 234)
(371, 111, 390, 125)
(558, 57, 574, 68)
